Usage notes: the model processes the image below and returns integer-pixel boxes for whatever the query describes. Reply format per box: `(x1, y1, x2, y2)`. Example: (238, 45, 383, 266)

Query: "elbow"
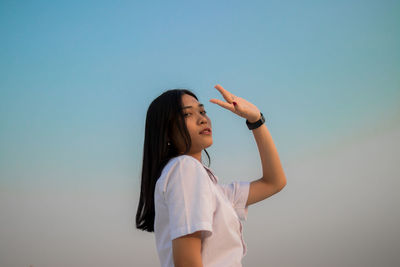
(276, 176, 287, 192)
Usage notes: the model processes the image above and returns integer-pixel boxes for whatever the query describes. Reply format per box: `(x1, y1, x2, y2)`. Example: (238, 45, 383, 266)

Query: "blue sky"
(0, 1, 399, 266)
(1, 0, 398, 187)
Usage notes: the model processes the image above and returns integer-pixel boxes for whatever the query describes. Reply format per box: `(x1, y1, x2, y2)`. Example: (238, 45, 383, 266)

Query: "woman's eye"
(183, 111, 206, 117)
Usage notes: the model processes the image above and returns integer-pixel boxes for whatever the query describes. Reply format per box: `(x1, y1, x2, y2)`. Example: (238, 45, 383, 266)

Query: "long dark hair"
(136, 89, 211, 232)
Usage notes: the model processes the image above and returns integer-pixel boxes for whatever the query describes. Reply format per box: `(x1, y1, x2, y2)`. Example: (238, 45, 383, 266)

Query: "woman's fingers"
(211, 83, 261, 121)
(209, 98, 234, 112)
(214, 84, 234, 103)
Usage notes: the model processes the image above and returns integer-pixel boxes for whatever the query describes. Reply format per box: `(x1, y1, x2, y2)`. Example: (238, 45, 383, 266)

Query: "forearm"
(251, 122, 286, 187)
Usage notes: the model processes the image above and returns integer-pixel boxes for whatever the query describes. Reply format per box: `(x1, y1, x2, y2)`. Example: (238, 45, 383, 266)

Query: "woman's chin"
(204, 140, 213, 148)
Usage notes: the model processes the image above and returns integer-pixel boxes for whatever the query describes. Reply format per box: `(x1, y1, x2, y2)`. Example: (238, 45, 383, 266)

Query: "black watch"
(246, 112, 265, 130)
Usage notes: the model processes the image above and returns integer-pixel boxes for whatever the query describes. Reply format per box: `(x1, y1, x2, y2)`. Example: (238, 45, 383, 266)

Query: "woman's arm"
(246, 119, 287, 206)
(172, 231, 203, 267)
(210, 84, 287, 206)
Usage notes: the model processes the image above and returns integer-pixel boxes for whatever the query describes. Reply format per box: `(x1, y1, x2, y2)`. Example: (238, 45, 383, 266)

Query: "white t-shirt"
(154, 155, 250, 267)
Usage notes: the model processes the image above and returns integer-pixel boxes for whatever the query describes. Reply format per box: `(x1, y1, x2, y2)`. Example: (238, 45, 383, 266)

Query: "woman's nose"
(199, 115, 207, 124)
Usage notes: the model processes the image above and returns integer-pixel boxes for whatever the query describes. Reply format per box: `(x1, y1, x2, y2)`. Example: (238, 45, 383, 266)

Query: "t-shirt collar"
(202, 164, 219, 184)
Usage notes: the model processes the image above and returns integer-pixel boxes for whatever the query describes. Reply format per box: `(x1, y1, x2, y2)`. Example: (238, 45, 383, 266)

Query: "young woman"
(136, 84, 287, 267)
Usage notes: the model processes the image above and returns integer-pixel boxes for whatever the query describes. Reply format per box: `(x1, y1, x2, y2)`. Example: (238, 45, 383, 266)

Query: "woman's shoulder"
(157, 155, 209, 192)
(164, 154, 202, 171)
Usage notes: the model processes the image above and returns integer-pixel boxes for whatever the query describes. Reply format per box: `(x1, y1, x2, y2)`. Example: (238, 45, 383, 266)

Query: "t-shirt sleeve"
(162, 156, 215, 241)
(218, 181, 250, 221)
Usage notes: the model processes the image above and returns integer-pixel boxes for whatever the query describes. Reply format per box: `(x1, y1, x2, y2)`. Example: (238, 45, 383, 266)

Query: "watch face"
(246, 113, 265, 130)
(260, 113, 265, 123)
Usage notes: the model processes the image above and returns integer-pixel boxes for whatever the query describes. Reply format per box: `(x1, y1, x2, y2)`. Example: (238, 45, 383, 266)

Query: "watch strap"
(246, 112, 265, 130)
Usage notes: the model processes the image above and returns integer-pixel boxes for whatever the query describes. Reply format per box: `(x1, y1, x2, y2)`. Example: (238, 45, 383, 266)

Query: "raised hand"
(209, 84, 261, 123)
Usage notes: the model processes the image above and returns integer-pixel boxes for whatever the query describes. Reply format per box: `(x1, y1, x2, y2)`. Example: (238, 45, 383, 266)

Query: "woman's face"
(173, 94, 213, 155)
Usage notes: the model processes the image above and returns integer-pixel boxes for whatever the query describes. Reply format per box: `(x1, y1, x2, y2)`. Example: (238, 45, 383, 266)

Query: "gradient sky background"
(0, 0, 399, 266)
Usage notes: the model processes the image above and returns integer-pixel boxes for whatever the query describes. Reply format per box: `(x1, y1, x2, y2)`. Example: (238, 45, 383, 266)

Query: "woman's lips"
(199, 128, 212, 135)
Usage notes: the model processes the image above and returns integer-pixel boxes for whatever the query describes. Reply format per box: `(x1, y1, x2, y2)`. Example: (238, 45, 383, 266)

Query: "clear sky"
(0, 0, 399, 266)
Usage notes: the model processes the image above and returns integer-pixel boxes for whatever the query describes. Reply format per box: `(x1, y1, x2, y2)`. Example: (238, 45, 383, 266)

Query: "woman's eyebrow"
(181, 103, 204, 110)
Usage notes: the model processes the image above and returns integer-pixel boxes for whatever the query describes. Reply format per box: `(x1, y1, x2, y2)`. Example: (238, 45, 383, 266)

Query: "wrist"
(246, 112, 265, 130)
(247, 113, 261, 123)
